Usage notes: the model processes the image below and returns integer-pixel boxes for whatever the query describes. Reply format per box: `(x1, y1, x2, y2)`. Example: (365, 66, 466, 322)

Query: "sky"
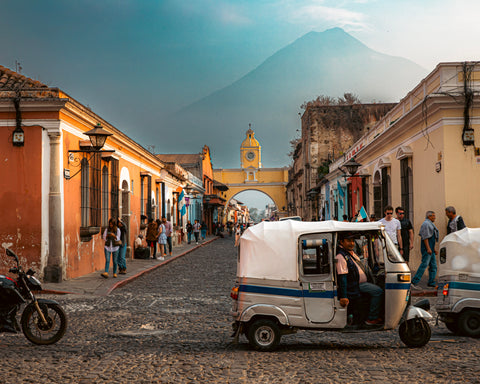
(2, 0, 480, 209)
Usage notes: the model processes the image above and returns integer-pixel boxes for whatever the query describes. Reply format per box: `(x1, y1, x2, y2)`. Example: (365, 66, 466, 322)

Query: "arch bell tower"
(213, 124, 288, 222)
(240, 124, 261, 182)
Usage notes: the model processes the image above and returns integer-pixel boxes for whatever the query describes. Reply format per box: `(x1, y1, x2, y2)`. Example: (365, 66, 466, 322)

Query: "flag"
(179, 189, 186, 216)
(356, 206, 368, 222)
(337, 180, 345, 198)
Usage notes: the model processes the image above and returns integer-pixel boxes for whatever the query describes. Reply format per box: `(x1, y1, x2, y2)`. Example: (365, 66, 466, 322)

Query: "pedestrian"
(411, 211, 439, 290)
(378, 205, 403, 257)
(186, 220, 193, 244)
(162, 216, 173, 256)
(193, 219, 201, 244)
(336, 232, 384, 326)
(369, 214, 376, 222)
(395, 207, 414, 263)
(234, 224, 241, 247)
(145, 218, 159, 259)
(117, 218, 128, 274)
(200, 221, 207, 240)
(157, 220, 166, 261)
(101, 218, 121, 278)
(445, 206, 466, 234)
(342, 214, 348, 222)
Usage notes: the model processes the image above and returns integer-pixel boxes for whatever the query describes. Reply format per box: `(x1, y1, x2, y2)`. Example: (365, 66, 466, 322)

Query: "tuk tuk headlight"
(397, 274, 411, 282)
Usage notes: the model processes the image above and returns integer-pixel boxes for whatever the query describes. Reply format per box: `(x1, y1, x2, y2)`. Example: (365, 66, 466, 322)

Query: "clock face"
(246, 151, 255, 161)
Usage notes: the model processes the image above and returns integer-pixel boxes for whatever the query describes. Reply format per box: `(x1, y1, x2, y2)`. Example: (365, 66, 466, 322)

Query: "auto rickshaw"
(230, 220, 432, 351)
(436, 227, 480, 337)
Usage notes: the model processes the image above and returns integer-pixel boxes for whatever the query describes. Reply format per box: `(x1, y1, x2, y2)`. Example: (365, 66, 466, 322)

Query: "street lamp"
(84, 123, 113, 151)
(340, 157, 362, 177)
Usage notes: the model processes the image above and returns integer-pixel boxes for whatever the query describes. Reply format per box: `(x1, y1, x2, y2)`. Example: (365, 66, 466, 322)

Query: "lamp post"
(84, 123, 113, 150)
(340, 157, 362, 177)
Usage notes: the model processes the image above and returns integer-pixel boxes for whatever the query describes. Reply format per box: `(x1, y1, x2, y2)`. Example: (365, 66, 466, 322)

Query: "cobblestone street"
(1, 237, 479, 383)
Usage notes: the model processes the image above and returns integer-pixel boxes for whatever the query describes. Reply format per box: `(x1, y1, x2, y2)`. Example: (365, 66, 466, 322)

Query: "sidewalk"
(42, 236, 219, 296)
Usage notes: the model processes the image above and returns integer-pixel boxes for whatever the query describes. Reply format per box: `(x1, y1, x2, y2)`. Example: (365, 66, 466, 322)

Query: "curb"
(106, 236, 219, 295)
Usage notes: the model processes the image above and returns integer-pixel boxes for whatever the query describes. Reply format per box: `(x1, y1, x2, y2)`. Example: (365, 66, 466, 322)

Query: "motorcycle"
(0, 248, 67, 345)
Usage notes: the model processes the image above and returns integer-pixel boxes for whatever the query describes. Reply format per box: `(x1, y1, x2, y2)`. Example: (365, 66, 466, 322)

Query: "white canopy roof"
(239, 220, 384, 281)
(439, 228, 480, 277)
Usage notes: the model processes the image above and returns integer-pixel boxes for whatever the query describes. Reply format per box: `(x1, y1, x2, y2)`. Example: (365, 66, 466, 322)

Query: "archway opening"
(229, 190, 276, 223)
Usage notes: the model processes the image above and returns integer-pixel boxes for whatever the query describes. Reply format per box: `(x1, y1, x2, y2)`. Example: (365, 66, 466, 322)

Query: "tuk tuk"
(436, 227, 480, 337)
(230, 220, 432, 351)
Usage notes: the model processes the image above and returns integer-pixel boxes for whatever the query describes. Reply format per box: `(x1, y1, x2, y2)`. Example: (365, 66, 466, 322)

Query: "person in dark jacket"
(445, 206, 466, 234)
(117, 218, 128, 274)
(336, 232, 383, 326)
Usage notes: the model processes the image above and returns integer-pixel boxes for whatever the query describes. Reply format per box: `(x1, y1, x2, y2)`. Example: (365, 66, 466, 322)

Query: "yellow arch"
(213, 167, 288, 220)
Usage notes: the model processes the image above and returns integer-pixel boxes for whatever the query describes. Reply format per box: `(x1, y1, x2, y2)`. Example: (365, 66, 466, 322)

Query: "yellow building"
(214, 127, 289, 220)
(326, 62, 480, 269)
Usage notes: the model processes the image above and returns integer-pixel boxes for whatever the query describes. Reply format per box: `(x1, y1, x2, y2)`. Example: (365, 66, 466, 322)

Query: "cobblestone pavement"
(1, 237, 479, 383)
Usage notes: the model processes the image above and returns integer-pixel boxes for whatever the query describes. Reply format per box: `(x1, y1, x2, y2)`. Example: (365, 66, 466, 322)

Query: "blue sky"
(2, 0, 479, 209)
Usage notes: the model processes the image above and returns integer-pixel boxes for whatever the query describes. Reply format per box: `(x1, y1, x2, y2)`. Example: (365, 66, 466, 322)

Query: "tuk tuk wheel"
(399, 318, 431, 348)
(458, 310, 480, 337)
(247, 319, 281, 351)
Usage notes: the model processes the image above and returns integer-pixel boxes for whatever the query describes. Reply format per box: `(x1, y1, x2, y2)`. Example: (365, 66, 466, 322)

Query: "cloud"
(172, 1, 252, 27)
(276, 0, 370, 31)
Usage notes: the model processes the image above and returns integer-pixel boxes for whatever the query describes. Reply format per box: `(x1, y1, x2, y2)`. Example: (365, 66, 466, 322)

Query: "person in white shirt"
(378, 205, 403, 257)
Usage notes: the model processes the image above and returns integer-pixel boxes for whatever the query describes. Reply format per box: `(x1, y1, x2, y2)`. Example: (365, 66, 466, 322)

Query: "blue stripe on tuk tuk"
(239, 284, 334, 298)
(385, 283, 410, 290)
(448, 282, 480, 291)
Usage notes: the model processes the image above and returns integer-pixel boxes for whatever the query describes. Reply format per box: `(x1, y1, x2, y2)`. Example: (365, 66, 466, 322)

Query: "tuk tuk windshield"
(352, 230, 404, 265)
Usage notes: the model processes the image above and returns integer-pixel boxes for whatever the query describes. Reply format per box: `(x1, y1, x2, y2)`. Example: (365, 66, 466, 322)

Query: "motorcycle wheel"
(399, 318, 431, 348)
(21, 302, 67, 345)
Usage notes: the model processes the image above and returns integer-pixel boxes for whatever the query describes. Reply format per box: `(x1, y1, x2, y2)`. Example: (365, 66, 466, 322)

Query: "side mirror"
(5, 248, 19, 263)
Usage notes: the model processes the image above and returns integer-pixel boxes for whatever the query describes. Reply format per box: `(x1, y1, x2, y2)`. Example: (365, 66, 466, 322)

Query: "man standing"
(336, 232, 384, 326)
(162, 216, 172, 256)
(412, 211, 439, 289)
(378, 206, 403, 257)
(395, 207, 414, 263)
(445, 206, 466, 234)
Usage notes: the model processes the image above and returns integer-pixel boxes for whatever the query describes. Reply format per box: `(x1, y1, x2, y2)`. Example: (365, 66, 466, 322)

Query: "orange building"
(0, 65, 191, 282)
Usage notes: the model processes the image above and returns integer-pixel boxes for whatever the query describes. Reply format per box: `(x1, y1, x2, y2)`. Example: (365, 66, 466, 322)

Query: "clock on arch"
(246, 151, 256, 161)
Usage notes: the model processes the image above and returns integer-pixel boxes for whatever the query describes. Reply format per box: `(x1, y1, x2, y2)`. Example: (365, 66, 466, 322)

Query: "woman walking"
(101, 218, 121, 278)
(234, 224, 241, 247)
(157, 220, 167, 261)
(117, 218, 128, 274)
(146, 218, 159, 259)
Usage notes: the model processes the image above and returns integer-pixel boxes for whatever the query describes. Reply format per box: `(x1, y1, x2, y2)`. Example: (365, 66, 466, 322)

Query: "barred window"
(110, 159, 119, 220)
(81, 158, 90, 227)
(90, 153, 101, 227)
(400, 158, 413, 221)
(102, 165, 109, 227)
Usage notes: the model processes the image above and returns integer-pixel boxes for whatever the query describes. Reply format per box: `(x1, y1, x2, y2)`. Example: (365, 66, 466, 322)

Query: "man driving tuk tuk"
(336, 232, 384, 326)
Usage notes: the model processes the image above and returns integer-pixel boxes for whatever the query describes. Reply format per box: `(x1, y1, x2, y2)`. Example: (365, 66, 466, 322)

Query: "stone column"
(44, 131, 64, 282)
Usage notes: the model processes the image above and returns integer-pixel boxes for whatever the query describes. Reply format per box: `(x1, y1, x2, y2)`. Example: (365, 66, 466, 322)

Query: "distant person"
(157, 219, 166, 261)
(201, 221, 208, 240)
(193, 219, 201, 244)
(234, 224, 241, 247)
(101, 218, 121, 278)
(412, 211, 439, 290)
(117, 218, 128, 274)
(162, 216, 173, 256)
(395, 207, 413, 263)
(379, 206, 403, 256)
(186, 220, 193, 244)
(342, 214, 348, 222)
(445, 206, 466, 234)
(145, 218, 159, 259)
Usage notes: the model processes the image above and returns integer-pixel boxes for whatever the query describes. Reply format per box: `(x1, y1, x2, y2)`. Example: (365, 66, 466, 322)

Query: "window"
(81, 158, 89, 227)
(110, 159, 119, 220)
(400, 158, 413, 221)
(102, 165, 109, 227)
(301, 238, 330, 275)
(381, 167, 390, 210)
(373, 171, 382, 219)
(87, 153, 102, 227)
